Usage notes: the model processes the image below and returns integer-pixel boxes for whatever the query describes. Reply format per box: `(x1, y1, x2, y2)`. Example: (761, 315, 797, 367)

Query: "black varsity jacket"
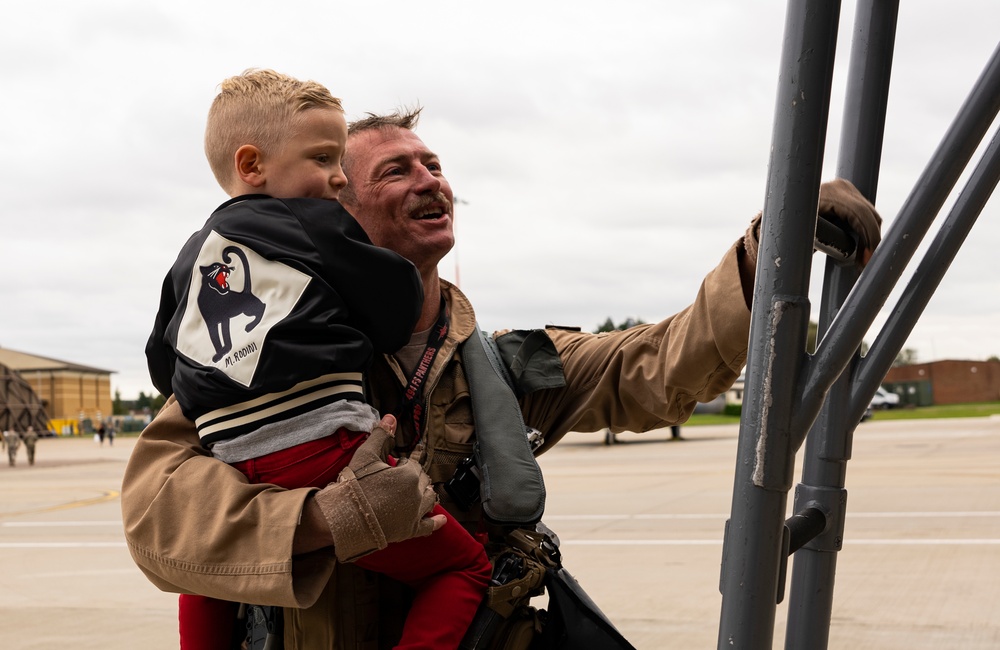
(145, 195, 422, 445)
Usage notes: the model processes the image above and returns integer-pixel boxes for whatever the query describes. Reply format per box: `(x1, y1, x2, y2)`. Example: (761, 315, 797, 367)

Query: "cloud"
(1, 0, 997, 399)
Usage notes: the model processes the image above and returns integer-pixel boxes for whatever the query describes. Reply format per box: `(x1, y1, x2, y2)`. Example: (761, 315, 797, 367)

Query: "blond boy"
(145, 69, 490, 650)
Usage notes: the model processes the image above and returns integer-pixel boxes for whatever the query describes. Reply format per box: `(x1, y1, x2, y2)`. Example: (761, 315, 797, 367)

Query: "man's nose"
(412, 165, 441, 193)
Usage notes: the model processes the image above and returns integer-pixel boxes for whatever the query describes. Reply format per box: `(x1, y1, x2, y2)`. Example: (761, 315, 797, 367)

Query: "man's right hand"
(311, 415, 444, 562)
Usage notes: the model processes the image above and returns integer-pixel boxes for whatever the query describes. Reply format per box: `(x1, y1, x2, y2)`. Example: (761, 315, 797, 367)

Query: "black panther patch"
(177, 231, 311, 387)
(197, 246, 266, 363)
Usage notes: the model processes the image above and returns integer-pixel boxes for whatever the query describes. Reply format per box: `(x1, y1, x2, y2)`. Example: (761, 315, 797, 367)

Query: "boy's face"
(259, 108, 348, 200)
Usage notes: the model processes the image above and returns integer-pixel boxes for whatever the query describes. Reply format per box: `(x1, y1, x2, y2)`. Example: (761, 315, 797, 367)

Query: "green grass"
(60, 403, 1000, 439)
(864, 402, 1000, 420)
(684, 401, 1000, 426)
(686, 413, 742, 426)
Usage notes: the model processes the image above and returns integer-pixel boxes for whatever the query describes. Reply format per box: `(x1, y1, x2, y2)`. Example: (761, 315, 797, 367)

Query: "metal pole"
(785, 3, 898, 648)
(717, 2, 1000, 646)
(717, 2, 841, 648)
(797, 39, 1000, 429)
(857, 124, 1000, 393)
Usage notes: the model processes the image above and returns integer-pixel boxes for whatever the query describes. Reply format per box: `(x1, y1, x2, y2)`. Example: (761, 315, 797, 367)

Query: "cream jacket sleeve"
(524, 241, 751, 451)
(120, 396, 335, 608)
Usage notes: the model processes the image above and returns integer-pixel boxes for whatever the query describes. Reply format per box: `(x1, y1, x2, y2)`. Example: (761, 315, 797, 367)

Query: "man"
(122, 108, 881, 649)
(22, 426, 38, 466)
(4, 429, 19, 467)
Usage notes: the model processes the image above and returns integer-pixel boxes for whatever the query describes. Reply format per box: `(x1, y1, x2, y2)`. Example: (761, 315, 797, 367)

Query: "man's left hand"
(743, 178, 883, 268)
(817, 178, 882, 266)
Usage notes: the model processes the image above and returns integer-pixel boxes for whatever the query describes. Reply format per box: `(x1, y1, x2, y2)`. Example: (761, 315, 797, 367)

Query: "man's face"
(341, 127, 455, 273)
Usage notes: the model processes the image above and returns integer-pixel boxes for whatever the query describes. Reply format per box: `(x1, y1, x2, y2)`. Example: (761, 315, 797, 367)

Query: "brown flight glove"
(744, 178, 883, 267)
(313, 423, 439, 562)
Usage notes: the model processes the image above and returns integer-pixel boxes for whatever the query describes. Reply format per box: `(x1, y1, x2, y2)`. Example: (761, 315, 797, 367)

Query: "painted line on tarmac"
(10, 512, 989, 528)
(3, 537, 998, 549)
(0, 542, 127, 548)
(547, 513, 722, 520)
(846, 539, 1000, 545)
(2, 521, 122, 527)
(546, 511, 1000, 521)
(28, 568, 139, 578)
(564, 539, 723, 545)
(0, 491, 120, 519)
(847, 511, 1000, 518)
(562, 538, 1000, 546)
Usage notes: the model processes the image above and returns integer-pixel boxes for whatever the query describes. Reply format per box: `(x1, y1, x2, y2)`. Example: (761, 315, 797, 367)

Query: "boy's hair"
(204, 68, 343, 190)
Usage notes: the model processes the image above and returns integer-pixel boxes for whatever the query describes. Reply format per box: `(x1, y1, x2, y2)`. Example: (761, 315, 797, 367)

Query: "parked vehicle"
(870, 386, 901, 409)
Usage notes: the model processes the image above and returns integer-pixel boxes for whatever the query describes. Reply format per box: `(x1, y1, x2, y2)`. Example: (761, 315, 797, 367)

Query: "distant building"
(0, 347, 114, 435)
(726, 360, 1000, 410)
(726, 373, 746, 406)
(0, 362, 49, 433)
(883, 359, 1000, 406)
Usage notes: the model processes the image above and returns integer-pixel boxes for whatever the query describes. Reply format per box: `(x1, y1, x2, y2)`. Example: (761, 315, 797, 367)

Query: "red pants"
(179, 428, 492, 649)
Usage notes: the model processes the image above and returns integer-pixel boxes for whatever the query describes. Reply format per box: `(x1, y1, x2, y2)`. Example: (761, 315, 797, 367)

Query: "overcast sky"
(2, 1, 998, 399)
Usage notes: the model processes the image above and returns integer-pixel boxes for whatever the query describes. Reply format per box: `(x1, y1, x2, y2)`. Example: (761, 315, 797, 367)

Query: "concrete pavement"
(0, 416, 997, 649)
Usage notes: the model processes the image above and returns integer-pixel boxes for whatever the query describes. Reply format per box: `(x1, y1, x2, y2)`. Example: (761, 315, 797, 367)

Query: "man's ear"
(235, 145, 266, 188)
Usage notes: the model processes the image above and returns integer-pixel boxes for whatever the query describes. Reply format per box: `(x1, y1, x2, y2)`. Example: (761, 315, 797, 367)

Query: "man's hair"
(347, 106, 422, 136)
(339, 106, 423, 206)
(204, 68, 343, 190)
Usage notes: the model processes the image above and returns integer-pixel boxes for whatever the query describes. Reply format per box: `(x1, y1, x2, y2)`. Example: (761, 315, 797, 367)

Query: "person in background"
(22, 426, 38, 466)
(4, 430, 20, 466)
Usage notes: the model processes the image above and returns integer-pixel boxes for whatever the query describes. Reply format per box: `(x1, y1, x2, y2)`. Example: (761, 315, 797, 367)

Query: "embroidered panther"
(197, 245, 266, 363)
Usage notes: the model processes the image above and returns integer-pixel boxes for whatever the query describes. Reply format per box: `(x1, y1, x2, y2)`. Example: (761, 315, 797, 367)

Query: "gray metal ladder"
(717, 1, 1000, 648)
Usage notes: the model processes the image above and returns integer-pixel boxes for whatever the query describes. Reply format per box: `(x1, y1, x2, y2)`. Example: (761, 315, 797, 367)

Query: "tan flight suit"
(122, 242, 751, 649)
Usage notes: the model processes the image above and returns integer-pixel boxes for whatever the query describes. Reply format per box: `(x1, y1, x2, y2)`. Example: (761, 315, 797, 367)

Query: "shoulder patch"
(176, 230, 311, 387)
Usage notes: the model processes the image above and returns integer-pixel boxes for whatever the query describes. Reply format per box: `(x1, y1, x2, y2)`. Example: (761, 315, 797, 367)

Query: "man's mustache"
(408, 192, 452, 216)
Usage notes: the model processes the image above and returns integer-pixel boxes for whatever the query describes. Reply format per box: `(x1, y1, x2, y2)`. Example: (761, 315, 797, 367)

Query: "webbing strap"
(462, 324, 546, 525)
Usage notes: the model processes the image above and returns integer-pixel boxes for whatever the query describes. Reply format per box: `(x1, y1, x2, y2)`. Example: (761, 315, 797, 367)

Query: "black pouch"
(534, 567, 636, 650)
(239, 604, 283, 650)
(445, 454, 483, 510)
(462, 527, 634, 650)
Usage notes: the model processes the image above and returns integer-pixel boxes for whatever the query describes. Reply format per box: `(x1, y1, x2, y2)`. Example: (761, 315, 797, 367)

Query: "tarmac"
(0, 416, 997, 649)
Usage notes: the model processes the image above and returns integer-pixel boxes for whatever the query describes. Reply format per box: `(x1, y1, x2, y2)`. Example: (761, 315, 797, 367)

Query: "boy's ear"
(235, 145, 266, 188)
